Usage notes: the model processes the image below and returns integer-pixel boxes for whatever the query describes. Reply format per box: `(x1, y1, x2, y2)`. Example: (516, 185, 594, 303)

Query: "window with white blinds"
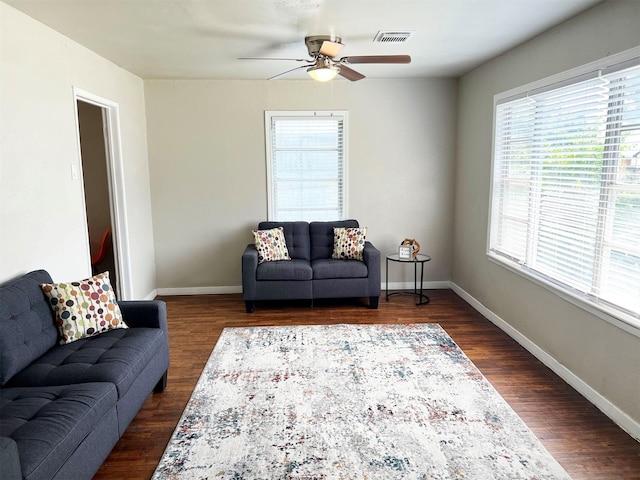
(265, 111, 347, 222)
(490, 58, 640, 327)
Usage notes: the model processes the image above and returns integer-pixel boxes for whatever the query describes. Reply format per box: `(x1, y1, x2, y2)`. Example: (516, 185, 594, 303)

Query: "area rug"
(152, 324, 571, 479)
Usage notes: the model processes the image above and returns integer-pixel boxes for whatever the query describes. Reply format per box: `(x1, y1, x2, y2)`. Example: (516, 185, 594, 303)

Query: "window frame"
(488, 47, 640, 336)
(265, 110, 349, 222)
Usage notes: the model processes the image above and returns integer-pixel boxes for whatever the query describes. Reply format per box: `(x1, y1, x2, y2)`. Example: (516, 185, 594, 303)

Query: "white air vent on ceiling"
(373, 31, 415, 44)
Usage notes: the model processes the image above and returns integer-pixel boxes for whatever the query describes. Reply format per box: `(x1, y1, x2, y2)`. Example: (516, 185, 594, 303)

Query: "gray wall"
(454, 0, 640, 426)
(144, 78, 458, 290)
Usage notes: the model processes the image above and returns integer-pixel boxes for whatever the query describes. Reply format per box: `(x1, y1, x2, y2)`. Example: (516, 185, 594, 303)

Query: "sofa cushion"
(332, 226, 368, 261)
(5, 327, 165, 399)
(41, 271, 127, 345)
(312, 258, 369, 279)
(0, 382, 117, 480)
(310, 220, 360, 260)
(256, 259, 313, 281)
(252, 227, 291, 263)
(258, 221, 310, 261)
(0, 437, 22, 480)
(0, 270, 58, 386)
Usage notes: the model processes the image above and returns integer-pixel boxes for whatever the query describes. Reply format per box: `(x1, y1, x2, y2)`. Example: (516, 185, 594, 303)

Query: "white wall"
(145, 78, 457, 290)
(454, 0, 640, 427)
(0, 2, 157, 299)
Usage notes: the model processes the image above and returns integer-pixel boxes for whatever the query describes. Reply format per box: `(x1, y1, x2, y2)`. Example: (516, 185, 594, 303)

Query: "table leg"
(417, 261, 430, 305)
(385, 257, 389, 301)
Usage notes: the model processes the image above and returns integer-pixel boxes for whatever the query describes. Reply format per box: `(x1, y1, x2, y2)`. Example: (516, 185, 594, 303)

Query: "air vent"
(373, 31, 415, 44)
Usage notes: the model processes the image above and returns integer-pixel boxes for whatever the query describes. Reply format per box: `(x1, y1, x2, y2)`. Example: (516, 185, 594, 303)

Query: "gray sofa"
(242, 220, 381, 312)
(0, 269, 170, 480)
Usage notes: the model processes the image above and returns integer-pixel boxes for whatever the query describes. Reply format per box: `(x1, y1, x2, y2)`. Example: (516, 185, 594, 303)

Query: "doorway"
(77, 101, 118, 293)
(74, 88, 133, 299)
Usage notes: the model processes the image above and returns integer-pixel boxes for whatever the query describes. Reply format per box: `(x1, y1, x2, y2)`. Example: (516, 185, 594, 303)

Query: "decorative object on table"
(153, 323, 571, 480)
(401, 237, 421, 258)
(398, 244, 413, 259)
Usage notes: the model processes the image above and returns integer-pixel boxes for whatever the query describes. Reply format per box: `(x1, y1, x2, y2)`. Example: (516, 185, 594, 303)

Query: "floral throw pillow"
(41, 271, 127, 345)
(252, 227, 291, 264)
(332, 226, 368, 261)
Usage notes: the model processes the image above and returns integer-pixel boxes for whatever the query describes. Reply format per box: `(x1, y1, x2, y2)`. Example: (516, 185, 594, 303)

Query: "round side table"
(385, 253, 431, 305)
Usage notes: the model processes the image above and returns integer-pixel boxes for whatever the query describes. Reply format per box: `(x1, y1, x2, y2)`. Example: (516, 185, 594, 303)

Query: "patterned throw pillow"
(252, 227, 291, 264)
(332, 227, 368, 261)
(41, 271, 127, 345)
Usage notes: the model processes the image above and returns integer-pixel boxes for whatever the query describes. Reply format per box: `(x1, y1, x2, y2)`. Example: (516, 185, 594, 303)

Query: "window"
(265, 111, 347, 222)
(490, 56, 640, 329)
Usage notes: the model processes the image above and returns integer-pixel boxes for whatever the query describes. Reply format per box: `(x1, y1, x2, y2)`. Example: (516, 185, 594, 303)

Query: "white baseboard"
(157, 282, 450, 297)
(385, 281, 452, 291)
(450, 282, 640, 442)
(157, 286, 242, 296)
(142, 289, 158, 301)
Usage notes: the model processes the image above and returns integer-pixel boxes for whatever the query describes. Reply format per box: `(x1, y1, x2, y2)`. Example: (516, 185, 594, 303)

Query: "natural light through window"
(265, 111, 348, 222)
(489, 57, 640, 329)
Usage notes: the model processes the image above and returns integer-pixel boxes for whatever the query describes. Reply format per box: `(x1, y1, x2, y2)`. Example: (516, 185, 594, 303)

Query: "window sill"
(487, 253, 640, 338)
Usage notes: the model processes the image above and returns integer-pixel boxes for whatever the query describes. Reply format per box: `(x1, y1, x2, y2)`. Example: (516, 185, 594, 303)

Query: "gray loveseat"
(242, 220, 381, 312)
(0, 270, 170, 480)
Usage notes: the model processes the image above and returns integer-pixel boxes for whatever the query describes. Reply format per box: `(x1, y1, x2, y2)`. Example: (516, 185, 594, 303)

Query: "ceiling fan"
(239, 35, 411, 82)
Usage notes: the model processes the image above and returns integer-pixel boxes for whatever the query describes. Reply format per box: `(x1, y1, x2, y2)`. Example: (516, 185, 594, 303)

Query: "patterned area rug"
(153, 324, 571, 479)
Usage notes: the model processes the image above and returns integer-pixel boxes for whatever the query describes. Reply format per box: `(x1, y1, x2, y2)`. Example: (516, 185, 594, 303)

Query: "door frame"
(73, 87, 133, 299)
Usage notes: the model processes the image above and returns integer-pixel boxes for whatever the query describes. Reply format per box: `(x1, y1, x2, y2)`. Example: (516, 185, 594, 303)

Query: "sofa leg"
(154, 371, 168, 393)
(369, 296, 379, 309)
(245, 301, 255, 313)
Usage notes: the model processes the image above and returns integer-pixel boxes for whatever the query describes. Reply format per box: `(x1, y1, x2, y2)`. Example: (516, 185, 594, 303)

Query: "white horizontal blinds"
(491, 63, 640, 319)
(270, 114, 345, 221)
(599, 68, 640, 314)
(492, 97, 537, 262)
(530, 77, 609, 293)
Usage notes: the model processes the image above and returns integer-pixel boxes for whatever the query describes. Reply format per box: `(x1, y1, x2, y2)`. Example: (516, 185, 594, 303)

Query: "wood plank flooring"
(94, 291, 639, 479)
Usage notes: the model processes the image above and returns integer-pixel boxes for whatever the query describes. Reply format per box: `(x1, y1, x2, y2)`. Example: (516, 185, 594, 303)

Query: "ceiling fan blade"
(338, 65, 365, 82)
(340, 55, 411, 64)
(319, 40, 343, 58)
(268, 64, 312, 80)
(239, 57, 310, 62)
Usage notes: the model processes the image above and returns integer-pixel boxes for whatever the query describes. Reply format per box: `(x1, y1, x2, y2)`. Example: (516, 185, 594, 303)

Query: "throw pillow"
(252, 227, 291, 264)
(332, 226, 368, 261)
(41, 271, 127, 345)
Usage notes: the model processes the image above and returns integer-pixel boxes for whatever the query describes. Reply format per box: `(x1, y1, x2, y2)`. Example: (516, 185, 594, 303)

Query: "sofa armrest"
(242, 244, 259, 300)
(363, 241, 381, 295)
(119, 300, 167, 332)
(0, 437, 22, 480)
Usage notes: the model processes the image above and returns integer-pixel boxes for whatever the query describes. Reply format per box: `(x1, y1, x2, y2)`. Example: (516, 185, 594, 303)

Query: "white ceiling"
(6, 0, 603, 80)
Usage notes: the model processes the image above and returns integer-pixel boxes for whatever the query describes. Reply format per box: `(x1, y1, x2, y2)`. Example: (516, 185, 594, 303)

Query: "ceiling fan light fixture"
(307, 64, 339, 82)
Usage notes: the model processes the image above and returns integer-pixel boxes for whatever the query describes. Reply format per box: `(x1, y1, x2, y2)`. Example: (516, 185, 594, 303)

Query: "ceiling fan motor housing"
(305, 35, 342, 57)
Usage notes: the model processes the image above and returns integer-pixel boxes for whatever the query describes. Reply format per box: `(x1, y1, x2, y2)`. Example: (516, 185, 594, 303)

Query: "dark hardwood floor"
(94, 291, 640, 479)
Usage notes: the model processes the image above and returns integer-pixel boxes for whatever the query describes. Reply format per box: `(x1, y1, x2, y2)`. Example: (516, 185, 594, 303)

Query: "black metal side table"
(385, 253, 432, 305)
